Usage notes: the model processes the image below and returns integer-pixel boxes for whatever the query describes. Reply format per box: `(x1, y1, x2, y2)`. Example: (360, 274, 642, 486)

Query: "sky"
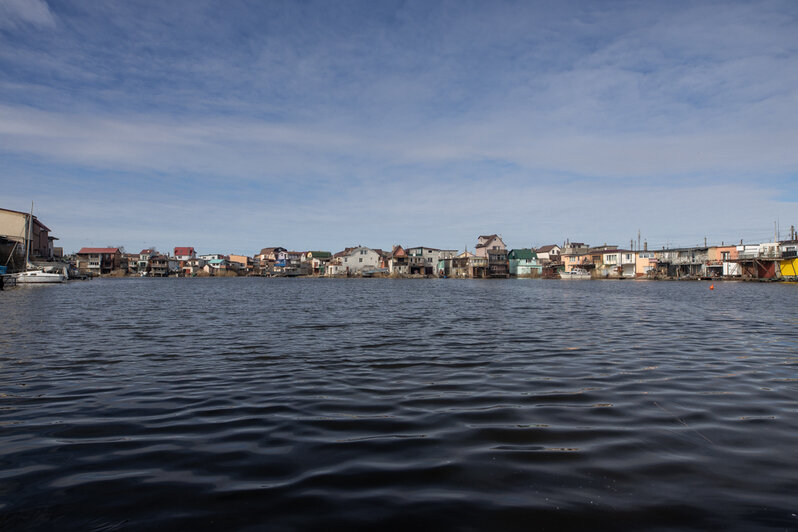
(1, 0, 797, 255)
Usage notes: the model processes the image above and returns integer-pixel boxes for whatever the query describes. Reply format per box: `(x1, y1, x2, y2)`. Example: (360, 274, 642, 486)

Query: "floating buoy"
(709, 284, 714, 290)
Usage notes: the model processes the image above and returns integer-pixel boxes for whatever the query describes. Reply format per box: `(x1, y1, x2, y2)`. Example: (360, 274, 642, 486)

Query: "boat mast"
(25, 201, 33, 269)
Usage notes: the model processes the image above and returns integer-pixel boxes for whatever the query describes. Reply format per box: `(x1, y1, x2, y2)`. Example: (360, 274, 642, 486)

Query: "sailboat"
(15, 203, 66, 284)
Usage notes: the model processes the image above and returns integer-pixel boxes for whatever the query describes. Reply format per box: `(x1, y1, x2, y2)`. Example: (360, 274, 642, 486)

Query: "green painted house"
(508, 249, 541, 276)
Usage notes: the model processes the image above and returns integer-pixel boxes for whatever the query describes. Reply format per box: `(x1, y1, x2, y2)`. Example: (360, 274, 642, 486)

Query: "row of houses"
(66, 232, 798, 280)
(559, 240, 798, 280)
(71, 247, 257, 277)
(6, 204, 796, 280)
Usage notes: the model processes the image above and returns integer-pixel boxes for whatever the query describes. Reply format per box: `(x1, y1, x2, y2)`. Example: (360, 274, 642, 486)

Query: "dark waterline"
(1, 278, 797, 531)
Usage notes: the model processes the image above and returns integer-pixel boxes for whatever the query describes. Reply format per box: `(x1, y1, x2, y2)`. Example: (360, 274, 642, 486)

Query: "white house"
(535, 244, 562, 262)
(173, 247, 196, 261)
(335, 246, 381, 274)
(599, 249, 635, 278)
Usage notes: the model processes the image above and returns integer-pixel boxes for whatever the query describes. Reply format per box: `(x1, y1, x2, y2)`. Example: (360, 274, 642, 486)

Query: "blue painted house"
(508, 249, 541, 277)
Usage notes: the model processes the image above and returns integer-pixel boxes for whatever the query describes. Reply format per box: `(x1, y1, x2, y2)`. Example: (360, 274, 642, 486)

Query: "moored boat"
(560, 268, 591, 280)
(13, 202, 67, 284)
(16, 269, 66, 283)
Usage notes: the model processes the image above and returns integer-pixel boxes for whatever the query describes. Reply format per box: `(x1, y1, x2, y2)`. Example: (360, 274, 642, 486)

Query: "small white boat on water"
(12, 202, 67, 284)
(16, 268, 67, 284)
(560, 268, 591, 280)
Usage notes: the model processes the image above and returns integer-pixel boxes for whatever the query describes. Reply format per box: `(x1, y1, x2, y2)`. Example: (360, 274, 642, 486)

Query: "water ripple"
(1, 278, 797, 530)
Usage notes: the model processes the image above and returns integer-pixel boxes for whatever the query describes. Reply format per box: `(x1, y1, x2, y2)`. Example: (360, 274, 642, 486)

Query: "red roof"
(77, 247, 120, 254)
(174, 247, 195, 256)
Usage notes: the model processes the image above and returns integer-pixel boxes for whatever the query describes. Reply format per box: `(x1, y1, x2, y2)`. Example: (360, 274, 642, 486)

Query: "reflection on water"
(1, 278, 797, 530)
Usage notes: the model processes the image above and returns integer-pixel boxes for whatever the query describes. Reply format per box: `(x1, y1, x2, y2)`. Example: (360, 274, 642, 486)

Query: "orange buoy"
(709, 284, 714, 290)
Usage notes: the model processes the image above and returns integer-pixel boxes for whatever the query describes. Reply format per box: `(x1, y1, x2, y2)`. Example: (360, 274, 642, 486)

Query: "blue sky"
(1, 0, 797, 254)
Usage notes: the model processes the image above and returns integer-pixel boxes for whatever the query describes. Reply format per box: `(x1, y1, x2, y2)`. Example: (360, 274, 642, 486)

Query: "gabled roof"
(140, 248, 155, 254)
(509, 249, 537, 260)
(77, 247, 120, 254)
(333, 247, 357, 258)
(335, 246, 379, 258)
(174, 247, 195, 256)
(259, 247, 286, 256)
(476, 234, 504, 248)
(536, 245, 560, 253)
(0, 208, 51, 232)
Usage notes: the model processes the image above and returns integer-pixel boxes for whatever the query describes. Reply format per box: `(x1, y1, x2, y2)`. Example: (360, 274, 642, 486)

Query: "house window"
(359, 258, 363, 263)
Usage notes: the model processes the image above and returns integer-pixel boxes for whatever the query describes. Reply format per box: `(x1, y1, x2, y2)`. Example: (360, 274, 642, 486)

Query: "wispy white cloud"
(0, 0, 55, 29)
(1, 0, 797, 253)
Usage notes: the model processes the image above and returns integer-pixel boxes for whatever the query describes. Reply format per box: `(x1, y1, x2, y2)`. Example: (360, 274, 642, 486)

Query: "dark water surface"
(1, 278, 797, 531)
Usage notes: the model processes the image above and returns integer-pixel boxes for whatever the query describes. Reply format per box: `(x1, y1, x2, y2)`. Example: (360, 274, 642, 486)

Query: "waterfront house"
(138, 248, 157, 272)
(732, 242, 782, 279)
(0, 207, 56, 262)
(387, 245, 410, 275)
(707, 245, 739, 277)
(256, 247, 287, 263)
(256, 247, 287, 275)
(635, 250, 657, 277)
(149, 254, 170, 277)
(333, 246, 381, 275)
(174, 247, 196, 261)
(508, 249, 541, 277)
(182, 258, 206, 276)
(228, 254, 254, 274)
(563, 252, 593, 273)
(535, 245, 562, 263)
(487, 248, 509, 277)
(407, 246, 459, 276)
(475, 235, 506, 259)
(562, 242, 591, 273)
(123, 253, 140, 274)
(204, 258, 236, 276)
(448, 252, 488, 278)
(303, 251, 332, 275)
(325, 258, 346, 276)
(597, 249, 635, 278)
(76, 247, 122, 275)
(655, 247, 709, 278)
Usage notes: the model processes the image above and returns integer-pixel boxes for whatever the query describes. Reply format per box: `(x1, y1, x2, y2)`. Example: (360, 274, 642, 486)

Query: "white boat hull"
(560, 270, 591, 280)
(15, 271, 66, 283)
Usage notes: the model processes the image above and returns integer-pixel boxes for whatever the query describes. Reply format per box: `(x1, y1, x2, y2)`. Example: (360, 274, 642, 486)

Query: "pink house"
(475, 234, 506, 258)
